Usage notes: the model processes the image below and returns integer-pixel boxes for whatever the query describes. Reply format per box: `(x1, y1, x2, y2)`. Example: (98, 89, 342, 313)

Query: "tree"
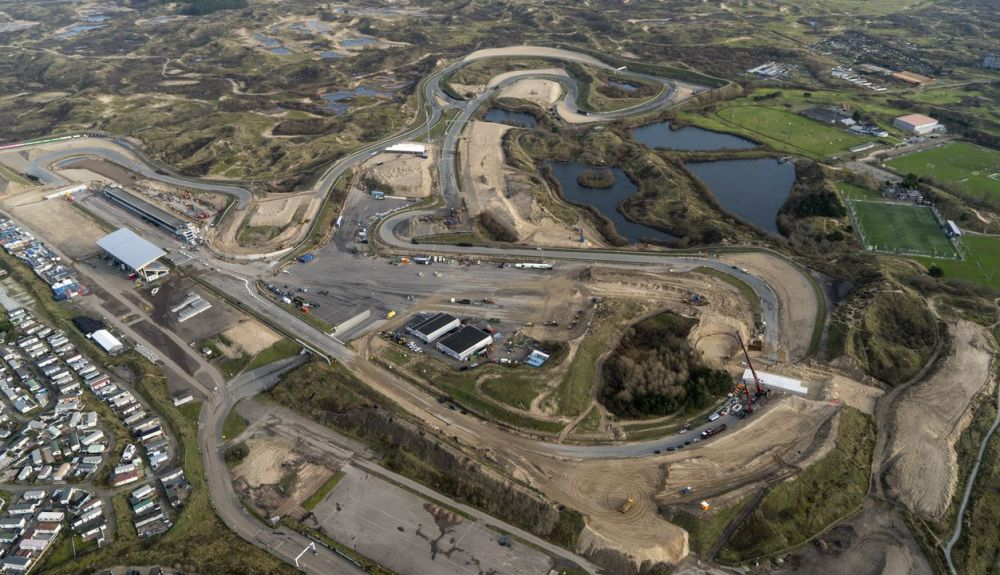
(928, 265, 944, 278)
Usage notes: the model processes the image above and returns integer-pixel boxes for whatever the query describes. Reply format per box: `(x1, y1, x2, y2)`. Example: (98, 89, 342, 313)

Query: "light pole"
(294, 541, 316, 568)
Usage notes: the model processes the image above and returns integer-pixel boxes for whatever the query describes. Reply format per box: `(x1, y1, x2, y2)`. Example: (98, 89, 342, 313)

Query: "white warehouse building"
(406, 312, 461, 343)
(892, 113, 941, 135)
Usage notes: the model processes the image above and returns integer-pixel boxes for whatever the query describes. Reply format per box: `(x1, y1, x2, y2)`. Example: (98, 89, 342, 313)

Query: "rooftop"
(895, 113, 937, 125)
(437, 325, 492, 355)
(411, 313, 459, 336)
(96, 228, 166, 271)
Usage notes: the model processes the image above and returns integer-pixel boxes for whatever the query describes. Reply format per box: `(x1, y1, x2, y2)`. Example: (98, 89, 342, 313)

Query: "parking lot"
(312, 465, 553, 575)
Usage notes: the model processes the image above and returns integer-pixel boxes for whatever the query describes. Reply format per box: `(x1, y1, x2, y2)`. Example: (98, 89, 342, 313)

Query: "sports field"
(886, 142, 1000, 200)
(849, 200, 958, 258)
(715, 105, 866, 157)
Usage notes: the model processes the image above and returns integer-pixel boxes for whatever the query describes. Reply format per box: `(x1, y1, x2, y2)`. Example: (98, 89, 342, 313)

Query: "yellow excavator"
(618, 495, 635, 513)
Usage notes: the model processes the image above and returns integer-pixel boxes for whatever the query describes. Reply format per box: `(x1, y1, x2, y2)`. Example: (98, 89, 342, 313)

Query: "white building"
(893, 113, 940, 135)
(436, 326, 493, 361)
(406, 313, 461, 343)
(741, 369, 809, 397)
(89, 330, 124, 355)
(383, 142, 428, 158)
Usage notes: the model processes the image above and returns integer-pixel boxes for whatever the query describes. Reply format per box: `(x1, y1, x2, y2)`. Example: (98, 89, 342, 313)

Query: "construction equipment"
(700, 501, 712, 511)
(736, 333, 762, 413)
(687, 293, 708, 306)
(618, 495, 635, 513)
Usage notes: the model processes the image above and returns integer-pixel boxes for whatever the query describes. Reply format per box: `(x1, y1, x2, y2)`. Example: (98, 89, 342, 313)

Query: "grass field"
(715, 105, 866, 158)
(887, 142, 1000, 201)
(915, 233, 1000, 291)
(849, 200, 958, 258)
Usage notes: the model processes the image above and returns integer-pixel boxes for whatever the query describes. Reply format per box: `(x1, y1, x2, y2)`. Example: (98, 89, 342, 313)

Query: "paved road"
(26, 145, 255, 209)
(945, 375, 1000, 574)
(2, 46, 822, 573)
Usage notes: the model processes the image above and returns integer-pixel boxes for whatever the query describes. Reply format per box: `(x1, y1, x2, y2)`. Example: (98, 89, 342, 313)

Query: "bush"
(600, 311, 732, 418)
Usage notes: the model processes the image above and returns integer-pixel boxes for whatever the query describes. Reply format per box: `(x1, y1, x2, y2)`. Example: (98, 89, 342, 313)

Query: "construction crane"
(732, 332, 763, 414)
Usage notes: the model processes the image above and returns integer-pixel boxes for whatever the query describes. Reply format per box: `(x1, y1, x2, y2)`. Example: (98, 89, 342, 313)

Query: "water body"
(606, 80, 638, 93)
(341, 36, 376, 48)
(483, 108, 537, 128)
(632, 121, 758, 151)
(58, 24, 104, 38)
(270, 47, 292, 55)
(548, 162, 675, 244)
(685, 158, 795, 234)
(319, 50, 344, 59)
(321, 87, 393, 115)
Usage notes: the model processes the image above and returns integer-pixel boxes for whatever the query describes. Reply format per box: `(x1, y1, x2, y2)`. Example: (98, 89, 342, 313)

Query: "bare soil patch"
(0, 190, 107, 259)
(721, 253, 818, 362)
(361, 148, 435, 198)
(884, 320, 995, 519)
(220, 319, 281, 356)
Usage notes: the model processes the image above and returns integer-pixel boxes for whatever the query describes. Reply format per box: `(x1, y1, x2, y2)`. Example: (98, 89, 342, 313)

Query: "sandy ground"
(519, 395, 839, 566)
(819, 372, 884, 415)
(220, 318, 281, 356)
(362, 148, 435, 198)
(233, 430, 340, 517)
(460, 120, 604, 247)
(0, 190, 108, 259)
(884, 320, 995, 519)
(248, 192, 313, 226)
(499, 78, 563, 109)
(721, 253, 818, 362)
(772, 505, 932, 575)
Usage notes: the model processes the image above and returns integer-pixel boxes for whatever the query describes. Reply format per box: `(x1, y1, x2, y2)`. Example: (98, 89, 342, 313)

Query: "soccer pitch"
(849, 200, 959, 258)
(886, 142, 1000, 200)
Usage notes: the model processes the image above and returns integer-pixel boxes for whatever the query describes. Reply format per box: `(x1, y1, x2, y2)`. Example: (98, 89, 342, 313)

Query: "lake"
(484, 108, 538, 128)
(548, 162, 675, 244)
(685, 158, 795, 234)
(321, 87, 393, 115)
(632, 121, 757, 151)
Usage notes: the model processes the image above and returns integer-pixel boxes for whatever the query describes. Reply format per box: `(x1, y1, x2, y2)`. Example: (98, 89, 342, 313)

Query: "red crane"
(736, 333, 763, 414)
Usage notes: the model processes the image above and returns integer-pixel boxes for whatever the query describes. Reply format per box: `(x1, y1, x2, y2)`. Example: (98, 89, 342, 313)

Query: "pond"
(321, 87, 393, 115)
(632, 121, 758, 151)
(685, 158, 795, 234)
(548, 162, 675, 244)
(341, 36, 377, 48)
(318, 50, 344, 59)
(483, 108, 538, 128)
(606, 80, 639, 93)
(58, 24, 105, 38)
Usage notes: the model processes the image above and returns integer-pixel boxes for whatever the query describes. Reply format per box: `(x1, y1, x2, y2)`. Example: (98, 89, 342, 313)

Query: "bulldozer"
(618, 494, 635, 513)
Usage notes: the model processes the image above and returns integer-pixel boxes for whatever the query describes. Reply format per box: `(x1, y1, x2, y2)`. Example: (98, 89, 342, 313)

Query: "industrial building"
(892, 113, 941, 135)
(741, 369, 808, 397)
(406, 313, 461, 343)
(436, 326, 493, 361)
(96, 228, 169, 282)
(100, 185, 199, 243)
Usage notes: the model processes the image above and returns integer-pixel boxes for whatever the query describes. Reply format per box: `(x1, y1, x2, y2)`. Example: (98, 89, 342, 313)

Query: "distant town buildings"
(893, 113, 941, 135)
(984, 55, 1000, 70)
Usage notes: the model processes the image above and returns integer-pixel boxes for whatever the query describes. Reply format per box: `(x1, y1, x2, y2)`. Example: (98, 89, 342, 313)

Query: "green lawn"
(247, 338, 302, 371)
(836, 181, 883, 201)
(849, 200, 958, 258)
(222, 412, 248, 441)
(915, 233, 1000, 291)
(715, 105, 866, 157)
(886, 142, 1000, 201)
(553, 299, 644, 417)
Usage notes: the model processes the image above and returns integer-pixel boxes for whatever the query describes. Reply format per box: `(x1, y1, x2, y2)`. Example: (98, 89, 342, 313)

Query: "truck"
(385, 310, 396, 319)
(701, 423, 727, 438)
(298, 253, 316, 264)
